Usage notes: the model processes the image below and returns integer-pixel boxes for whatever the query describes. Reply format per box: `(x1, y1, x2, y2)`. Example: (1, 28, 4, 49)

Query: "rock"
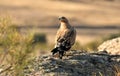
(23, 50, 120, 76)
(98, 37, 120, 55)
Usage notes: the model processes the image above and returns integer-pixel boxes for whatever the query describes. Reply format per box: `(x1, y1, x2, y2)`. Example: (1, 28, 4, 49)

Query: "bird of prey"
(51, 16, 76, 59)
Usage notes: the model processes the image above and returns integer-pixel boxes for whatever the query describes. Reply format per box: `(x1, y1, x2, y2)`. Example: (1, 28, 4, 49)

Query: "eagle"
(51, 16, 76, 59)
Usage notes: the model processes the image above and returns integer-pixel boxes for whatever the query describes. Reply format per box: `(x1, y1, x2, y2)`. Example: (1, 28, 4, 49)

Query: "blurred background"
(0, 0, 120, 43)
(0, 0, 120, 55)
(0, 0, 120, 75)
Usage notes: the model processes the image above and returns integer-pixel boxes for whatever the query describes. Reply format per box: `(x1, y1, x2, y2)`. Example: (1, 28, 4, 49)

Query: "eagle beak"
(59, 17, 62, 20)
(58, 16, 68, 22)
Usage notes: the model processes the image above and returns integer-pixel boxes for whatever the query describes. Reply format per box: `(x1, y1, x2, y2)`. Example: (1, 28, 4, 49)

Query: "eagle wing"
(55, 27, 76, 48)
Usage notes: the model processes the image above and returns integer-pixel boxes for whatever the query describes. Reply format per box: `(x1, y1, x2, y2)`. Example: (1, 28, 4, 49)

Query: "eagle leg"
(59, 51, 64, 59)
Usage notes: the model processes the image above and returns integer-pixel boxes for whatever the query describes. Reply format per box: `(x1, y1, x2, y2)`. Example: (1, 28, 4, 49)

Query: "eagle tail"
(51, 47, 59, 55)
(51, 47, 64, 59)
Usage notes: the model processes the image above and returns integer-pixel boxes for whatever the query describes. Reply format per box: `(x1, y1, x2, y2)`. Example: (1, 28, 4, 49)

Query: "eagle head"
(59, 16, 68, 23)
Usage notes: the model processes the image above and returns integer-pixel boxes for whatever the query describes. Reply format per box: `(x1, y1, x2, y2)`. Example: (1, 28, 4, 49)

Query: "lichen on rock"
(98, 37, 120, 55)
(23, 50, 120, 76)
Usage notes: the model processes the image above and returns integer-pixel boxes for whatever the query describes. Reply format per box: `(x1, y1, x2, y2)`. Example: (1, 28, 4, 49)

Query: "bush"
(33, 33, 47, 44)
(81, 33, 120, 51)
(0, 16, 35, 76)
(83, 40, 102, 51)
(103, 33, 120, 41)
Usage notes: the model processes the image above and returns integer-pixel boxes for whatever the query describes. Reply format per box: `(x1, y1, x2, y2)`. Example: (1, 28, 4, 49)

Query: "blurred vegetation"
(72, 41, 101, 52)
(0, 16, 55, 76)
(0, 16, 48, 76)
(103, 33, 120, 41)
(83, 40, 102, 51)
(33, 33, 47, 44)
(73, 32, 120, 52)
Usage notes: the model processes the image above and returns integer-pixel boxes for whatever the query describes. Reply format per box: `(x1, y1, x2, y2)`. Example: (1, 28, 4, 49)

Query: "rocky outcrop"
(98, 37, 120, 55)
(24, 50, 120, 76)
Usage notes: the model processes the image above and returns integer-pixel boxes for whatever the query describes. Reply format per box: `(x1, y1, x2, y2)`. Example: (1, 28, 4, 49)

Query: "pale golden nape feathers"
(51, 16, 76, 59)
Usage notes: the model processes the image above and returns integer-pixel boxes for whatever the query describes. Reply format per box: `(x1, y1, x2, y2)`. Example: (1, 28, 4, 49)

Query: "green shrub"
(103, 33, 120, 41)
(83, 40, 102, 51)
(0, 16, 35, 76)
(33, 33, 47, 44)
(79, 33, 120, 52)
(72, 42, 84, 50)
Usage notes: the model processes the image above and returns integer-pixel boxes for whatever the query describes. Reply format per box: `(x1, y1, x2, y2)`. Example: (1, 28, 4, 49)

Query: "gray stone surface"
(24, 50, 120, 76)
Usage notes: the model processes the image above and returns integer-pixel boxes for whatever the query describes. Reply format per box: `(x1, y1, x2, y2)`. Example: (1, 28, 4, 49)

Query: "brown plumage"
(51, 16, 76, 59)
